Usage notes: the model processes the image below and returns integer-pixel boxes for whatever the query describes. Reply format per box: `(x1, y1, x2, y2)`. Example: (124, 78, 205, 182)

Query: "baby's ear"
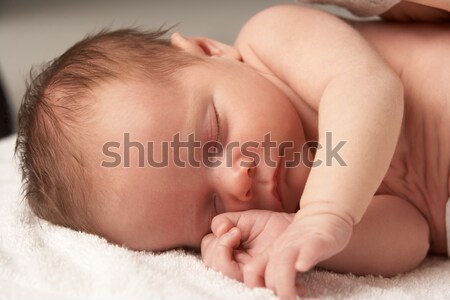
(170, 32, 242, 61)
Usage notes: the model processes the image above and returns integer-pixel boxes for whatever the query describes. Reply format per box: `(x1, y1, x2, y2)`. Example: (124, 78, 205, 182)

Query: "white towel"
(1, 134, 449, 300)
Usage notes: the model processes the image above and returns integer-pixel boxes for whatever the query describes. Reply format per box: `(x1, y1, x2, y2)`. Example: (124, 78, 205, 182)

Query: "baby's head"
(16, 28, 308, 252)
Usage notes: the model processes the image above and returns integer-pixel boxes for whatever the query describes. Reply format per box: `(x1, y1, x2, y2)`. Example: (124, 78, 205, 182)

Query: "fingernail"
(227, 228, 237, 236)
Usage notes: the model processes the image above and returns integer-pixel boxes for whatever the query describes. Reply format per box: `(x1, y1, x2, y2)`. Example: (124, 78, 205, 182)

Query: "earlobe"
(171, 32, 242, 61)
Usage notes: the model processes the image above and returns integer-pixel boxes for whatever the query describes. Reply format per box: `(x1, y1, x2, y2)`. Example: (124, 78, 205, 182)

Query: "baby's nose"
(223, 160, 255, 203)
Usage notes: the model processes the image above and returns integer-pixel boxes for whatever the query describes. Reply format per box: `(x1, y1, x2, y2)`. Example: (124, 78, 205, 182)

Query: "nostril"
(245, 189, 251, 198)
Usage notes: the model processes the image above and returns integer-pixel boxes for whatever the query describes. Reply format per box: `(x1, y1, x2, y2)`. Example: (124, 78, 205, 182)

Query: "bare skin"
(275, 19, 450, 259)
(88, 5, 448, 300)
(228, 8, 404, 299)
(201, 6, 449, 299)
(354, 21, 450, 256)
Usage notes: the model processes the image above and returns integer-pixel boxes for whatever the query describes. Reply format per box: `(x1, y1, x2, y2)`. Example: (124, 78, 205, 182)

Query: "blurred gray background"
(0, 0, 359, 132)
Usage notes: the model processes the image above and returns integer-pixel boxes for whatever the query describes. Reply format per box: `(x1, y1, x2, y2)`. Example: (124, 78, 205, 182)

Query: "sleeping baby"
(15, 4, 449, 300)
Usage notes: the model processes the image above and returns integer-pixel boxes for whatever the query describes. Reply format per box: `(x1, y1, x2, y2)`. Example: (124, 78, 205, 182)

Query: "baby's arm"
(236, 4, 403, 225)
(202, 195, 429, 282)
(235, 5, 403, 299)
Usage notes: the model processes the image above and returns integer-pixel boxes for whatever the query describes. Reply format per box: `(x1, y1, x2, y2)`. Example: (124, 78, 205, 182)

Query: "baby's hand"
(245, 206, 353, 300)
(201, 210, 293, 282)
(201, 226, 245, 281)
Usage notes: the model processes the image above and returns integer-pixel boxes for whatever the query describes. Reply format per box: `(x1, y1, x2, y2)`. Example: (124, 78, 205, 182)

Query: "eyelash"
(212, 103, 222, 146)
(213, 194, 218, 216)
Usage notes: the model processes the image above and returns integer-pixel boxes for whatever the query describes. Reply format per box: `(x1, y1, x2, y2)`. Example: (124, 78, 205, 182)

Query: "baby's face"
(90, 57, 309, 251)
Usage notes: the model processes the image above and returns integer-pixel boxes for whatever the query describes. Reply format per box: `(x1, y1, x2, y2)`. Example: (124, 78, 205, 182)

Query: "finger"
(234, 250, 252, 265)
(296, 281, 309, 298)
(243, 252, 268, 288)
(201, 233, 217, 267)
(211, 210, 268, 242)
(213, 228, 243, 281)
(295, 250, 318, 272)
(201, 233, 215, 255)
(217, 227, 241, 251)
(211, 211, 254, 237)
(295, 240, 327, 272)
(211, 214, 236, 236)
(266, 248, 298, 300)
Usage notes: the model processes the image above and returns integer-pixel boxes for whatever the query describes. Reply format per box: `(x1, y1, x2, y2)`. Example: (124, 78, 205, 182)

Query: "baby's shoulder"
(234, 4, 336, 72)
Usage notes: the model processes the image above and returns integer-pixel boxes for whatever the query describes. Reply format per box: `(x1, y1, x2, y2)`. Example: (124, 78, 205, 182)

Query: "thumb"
(212, 210, 269, 241)
(211, 212, 243, 237)
(295, 239, 334, 272)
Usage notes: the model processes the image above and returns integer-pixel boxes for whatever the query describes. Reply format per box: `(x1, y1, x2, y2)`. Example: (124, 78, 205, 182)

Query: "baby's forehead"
(92, 79, 184, 123)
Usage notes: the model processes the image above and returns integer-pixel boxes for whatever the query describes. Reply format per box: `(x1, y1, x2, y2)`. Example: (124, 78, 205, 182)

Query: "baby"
(15, 4, 449, 300)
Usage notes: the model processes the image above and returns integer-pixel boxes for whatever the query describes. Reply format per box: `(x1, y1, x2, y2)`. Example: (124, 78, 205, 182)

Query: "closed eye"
(212, 103, 222, 145)
(213, 194, 218, 217)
